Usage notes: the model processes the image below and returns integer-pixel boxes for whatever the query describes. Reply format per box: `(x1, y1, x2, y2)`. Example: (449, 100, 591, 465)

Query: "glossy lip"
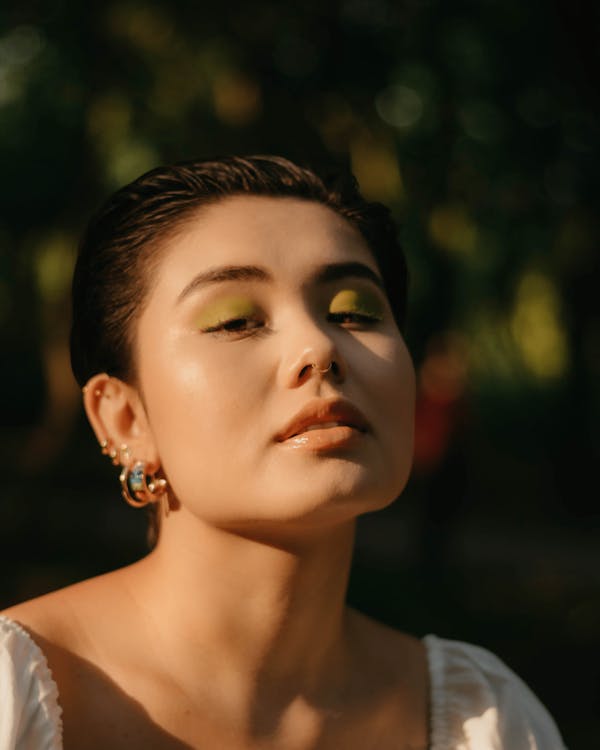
(275, 398, 370, 448)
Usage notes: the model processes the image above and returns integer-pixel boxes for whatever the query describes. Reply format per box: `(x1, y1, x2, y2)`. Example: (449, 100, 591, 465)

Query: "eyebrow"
(315, 262, 384, 290)
(176, 261, 385, 305)
(176, 265, 271, 304)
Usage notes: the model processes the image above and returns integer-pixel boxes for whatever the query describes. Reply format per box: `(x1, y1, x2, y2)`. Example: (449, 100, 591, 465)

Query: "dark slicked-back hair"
(70, 155, 408, 388)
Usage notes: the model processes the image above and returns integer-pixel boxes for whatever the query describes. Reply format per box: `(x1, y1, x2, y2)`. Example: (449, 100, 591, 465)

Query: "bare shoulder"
(1, 563, 147, 695)
(3, 588, 76, 644)
(1, 563, 172, 749)
(1, 562, 141, 651)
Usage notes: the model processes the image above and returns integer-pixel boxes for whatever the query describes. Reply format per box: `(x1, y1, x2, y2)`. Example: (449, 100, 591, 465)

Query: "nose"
(280, 316, 347, 389)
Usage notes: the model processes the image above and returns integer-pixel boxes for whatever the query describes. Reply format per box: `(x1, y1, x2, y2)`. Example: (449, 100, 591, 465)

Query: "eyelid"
(203, 318, 264, 336)
(194, 295, 262, 330)
(192, 285, 387, 338)
(328, 288, 385, 319)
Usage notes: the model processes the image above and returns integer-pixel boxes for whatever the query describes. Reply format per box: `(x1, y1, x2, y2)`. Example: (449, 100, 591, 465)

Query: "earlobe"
(82, 373, 160, 470)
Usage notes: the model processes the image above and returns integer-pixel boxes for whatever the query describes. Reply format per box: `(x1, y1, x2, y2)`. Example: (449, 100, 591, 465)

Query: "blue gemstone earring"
(119, 460, 169, 515)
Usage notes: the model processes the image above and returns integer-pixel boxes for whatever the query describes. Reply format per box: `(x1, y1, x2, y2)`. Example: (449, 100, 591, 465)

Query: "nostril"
(292, 358, 345, 386)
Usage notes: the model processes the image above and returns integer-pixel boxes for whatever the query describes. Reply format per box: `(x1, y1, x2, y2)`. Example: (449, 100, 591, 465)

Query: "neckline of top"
(0, 613, 444, 750)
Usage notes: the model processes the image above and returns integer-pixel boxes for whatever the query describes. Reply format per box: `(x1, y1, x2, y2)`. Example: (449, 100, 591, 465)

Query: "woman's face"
(136, 196, 415, 532)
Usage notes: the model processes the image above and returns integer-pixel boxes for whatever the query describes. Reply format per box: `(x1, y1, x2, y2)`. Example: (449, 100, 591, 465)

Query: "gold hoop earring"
(120, 461, 169, 515)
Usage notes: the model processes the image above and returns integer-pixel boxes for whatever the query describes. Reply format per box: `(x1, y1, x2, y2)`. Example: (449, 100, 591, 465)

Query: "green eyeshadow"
(195, 296, 259, 329)
(328, 289, 384, 319)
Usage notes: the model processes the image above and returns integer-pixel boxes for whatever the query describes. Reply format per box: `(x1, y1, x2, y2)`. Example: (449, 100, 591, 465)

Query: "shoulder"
(0, 614, 63, 748)
(0, 563, 148, 684)
(2, 590, 74, 644)
(1, 561, 143, 650)
(0, 567, 142, 748)
(0, 566, 138, 685)
(0, 585, 93, 749)
(425, 635, 567, 750)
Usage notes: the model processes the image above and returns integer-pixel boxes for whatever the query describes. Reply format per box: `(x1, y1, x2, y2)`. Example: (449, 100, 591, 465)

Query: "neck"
(128, 509, 357, 715)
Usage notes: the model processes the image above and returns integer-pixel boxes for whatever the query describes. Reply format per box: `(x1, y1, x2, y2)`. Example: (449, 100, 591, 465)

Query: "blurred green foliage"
(0, 0, 598, 744)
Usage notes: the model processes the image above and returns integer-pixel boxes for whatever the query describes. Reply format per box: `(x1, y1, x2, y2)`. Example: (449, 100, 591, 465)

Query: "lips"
(276, 398, 369, 443)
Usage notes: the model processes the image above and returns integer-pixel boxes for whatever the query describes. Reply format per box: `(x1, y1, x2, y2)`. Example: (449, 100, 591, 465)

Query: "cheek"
(138, 338, 281, 520)
(139, 359, 244, 509)
(366, 334, 415, 402)
(376, 340, 416, 497)
(139, 338, 267, 464)
(369, 337, 416, 450)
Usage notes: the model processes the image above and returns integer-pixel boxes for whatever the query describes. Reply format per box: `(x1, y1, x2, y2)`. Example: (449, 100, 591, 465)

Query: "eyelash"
(327, 312, 383, 325)
(203, 317, 264, 335)
(202, 311, 381, 337)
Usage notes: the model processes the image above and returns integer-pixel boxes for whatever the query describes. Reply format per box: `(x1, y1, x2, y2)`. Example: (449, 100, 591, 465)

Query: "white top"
(0, 614, 566, 749)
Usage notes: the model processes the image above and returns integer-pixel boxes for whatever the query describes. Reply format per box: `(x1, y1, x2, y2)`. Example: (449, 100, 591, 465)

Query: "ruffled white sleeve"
(425, 635, 567, 749)
(0, 615, 62, 750)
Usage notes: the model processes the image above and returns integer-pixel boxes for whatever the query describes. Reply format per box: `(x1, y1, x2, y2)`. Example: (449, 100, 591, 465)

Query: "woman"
(0, 156, 565, 749)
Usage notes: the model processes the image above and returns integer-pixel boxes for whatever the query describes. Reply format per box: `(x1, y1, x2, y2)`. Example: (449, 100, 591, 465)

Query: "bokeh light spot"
(510, 272, 569, 380)
(87, 93, 132, 140)
(106, 5, 174, 53)
(106, 140, 158, 187)
(350, 132, 403, 201)
(375, 84, 423, 129)
(429, 204, 478, 256)
(213, 72, 261, 126)
(0, 25, 44, 67)
(34, 233, 75, 304)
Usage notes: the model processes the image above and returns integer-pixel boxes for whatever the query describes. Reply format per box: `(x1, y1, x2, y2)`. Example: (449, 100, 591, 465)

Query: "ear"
(82, 373, 160, 472)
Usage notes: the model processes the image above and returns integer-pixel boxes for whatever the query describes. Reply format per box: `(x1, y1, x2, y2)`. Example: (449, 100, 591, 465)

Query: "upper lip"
(275, 398, 370, 442)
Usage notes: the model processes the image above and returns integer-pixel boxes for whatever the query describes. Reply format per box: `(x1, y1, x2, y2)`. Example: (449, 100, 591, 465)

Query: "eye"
(327, 289, 384, 327)
(195, 296, 265, 338)
(203, 317, 264, 335)
(327, 311, 380, 325)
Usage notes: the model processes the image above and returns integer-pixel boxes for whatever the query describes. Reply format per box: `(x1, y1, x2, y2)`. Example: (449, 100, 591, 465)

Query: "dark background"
(1, 1, 598, 746)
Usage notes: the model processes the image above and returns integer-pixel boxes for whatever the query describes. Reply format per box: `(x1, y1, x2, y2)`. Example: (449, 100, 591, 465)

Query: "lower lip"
(278, 426, 365, 451)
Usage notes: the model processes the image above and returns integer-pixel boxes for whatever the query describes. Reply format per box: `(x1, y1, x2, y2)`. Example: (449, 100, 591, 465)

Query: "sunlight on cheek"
(365, 333, 411, 372)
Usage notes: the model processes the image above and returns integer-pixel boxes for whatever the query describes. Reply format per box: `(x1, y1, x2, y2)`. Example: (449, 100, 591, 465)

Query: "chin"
(174, 451, 412, 537)
(272, 435, 412, 498)
(263, 468, 407, 528)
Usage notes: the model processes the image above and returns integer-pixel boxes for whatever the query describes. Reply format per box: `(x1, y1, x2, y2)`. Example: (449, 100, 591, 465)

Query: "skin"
(3, 197, 427, 749)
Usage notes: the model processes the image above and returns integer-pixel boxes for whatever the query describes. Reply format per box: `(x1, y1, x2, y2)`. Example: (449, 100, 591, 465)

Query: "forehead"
(158, 195, 378, 285)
